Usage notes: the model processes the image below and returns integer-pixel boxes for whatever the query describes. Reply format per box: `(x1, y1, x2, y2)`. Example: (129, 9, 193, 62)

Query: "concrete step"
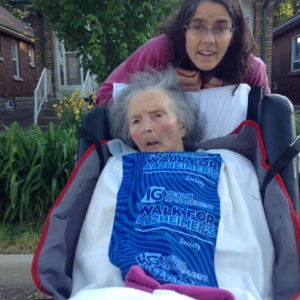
(37, 99, 60, 127)
(48, 95, 56, 101)
(39, 109, 57, 118)
(42, 100, 60, 109)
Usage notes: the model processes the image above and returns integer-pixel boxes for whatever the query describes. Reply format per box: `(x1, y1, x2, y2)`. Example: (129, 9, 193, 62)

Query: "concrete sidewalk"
(0, 255, 35, 288)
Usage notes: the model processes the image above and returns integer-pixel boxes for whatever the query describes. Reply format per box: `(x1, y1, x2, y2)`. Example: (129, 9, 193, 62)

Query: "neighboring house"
(272, 11, 300, 105)
(32, 12, 91, 100)
(11, 0, 273, 101)
(29, 8, 97, 101)
(0, 5, 36, 119)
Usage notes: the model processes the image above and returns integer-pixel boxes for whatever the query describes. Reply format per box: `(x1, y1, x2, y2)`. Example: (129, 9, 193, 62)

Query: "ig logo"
(136, 252, 162, 266)
(141, 186, 165, 203)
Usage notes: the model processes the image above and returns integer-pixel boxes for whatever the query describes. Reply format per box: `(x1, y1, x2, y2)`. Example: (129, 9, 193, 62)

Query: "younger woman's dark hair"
(159, 0, 257, 86)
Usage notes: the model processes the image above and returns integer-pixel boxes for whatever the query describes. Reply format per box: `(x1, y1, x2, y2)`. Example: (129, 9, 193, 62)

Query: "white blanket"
(70, 149, 275, 300)
(70, 287, 198, 300)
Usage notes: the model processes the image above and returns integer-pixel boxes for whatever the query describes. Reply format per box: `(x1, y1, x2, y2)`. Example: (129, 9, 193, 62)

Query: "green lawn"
(0, 220, 44, 254)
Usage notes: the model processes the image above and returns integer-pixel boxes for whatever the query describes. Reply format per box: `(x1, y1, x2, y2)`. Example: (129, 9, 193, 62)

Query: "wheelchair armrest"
(259, 93, 300, 218)
(76, 107, 110, 162)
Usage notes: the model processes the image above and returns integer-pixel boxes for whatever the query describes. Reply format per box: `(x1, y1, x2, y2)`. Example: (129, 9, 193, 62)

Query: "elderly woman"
(70, 68, 275, 300)
(108, 67, 204, 153)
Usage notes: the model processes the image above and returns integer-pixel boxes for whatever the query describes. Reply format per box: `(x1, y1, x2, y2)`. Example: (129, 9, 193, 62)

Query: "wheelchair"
(31, 86, 300, 300)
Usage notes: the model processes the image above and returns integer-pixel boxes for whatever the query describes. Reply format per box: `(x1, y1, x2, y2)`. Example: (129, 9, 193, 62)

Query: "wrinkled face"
(127, 89, 187, 152)
(185, 1, 233, 71)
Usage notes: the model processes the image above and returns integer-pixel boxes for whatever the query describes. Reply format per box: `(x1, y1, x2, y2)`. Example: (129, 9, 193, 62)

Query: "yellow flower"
(54, 91, 95, 125)
(52, 104, 58, 108)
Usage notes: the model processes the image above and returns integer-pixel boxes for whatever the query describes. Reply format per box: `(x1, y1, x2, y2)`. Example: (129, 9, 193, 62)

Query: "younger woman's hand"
(176, 68, 225, 91)
(176, 68, 202, 92)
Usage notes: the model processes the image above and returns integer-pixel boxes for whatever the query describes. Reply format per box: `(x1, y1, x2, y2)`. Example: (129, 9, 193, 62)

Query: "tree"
(273, 0, 300, 27)
(0, 0, 23, 19)
(30, 0, 180, 83)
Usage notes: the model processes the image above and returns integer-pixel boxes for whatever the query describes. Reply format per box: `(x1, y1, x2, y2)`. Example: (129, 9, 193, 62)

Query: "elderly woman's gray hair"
(108, 67, 204, 151)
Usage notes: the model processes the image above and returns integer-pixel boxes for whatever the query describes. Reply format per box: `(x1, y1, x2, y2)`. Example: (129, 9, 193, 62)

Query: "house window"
(57, 39, 83, 86)
(6, 99, 15, 110)
(28, 45, 35, 67)
(291, 35, 300, 72)
(243, 5, 254, 33)
(11, 40, 20, 78)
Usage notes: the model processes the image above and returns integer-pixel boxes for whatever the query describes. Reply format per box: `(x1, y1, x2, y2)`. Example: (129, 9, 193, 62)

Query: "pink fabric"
(95, 34, 270, 106)
(124, 265, 235, 300)
(245, 55, 270, 95)
(96, 35, 170, 106)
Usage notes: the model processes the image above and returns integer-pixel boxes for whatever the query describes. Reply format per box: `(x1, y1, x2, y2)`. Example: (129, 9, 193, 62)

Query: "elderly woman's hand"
(176, 68, 224, 91)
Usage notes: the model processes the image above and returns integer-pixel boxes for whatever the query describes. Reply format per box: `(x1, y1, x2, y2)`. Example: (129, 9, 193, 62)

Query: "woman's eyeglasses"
(184, 25, 235, 37)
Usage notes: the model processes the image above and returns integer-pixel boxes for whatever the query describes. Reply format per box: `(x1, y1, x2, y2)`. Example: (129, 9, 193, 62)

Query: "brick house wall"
(0, 33, 36, 97)
(253, 1, 274, 87)
(31, 11, 55, 94)
(0, 32, 36, 119)
(272, 15, 300, 105)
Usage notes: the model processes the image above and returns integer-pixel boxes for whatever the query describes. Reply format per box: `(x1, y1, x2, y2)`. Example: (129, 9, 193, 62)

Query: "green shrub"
(0, 122, 77, 224)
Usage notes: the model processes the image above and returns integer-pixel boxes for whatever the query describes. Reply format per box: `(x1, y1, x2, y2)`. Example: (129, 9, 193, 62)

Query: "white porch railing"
(80, 70, 98, 99)
(34, 68, 53, 124)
